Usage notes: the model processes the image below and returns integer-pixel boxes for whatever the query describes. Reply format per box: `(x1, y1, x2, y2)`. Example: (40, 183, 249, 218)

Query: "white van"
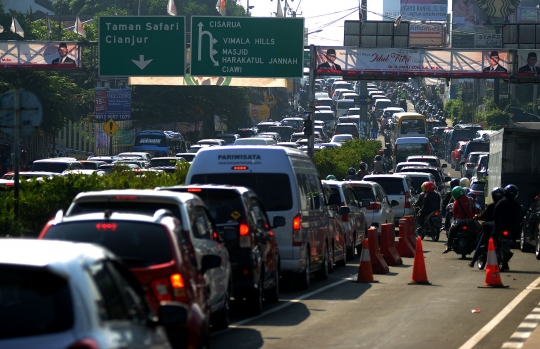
(186, 146, 336, 289)
(233, 138, 276, 146)
(335, 99, 355, 119)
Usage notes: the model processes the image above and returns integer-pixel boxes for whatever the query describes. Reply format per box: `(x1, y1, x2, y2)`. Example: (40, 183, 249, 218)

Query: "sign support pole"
(533, 84, 538, 116)
(360, 0, 368, 142)
(13, 89, 20, 222)
(109, 135, 113, 156)
(308, 44, 316, 158)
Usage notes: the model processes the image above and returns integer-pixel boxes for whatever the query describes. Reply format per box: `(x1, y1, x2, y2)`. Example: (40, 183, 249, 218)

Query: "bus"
(133, 130, 187, 157)
(389, 112, 427, 147)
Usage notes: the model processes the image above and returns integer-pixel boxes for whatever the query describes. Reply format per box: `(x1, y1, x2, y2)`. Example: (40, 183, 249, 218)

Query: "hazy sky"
(244, 0, 385, 46)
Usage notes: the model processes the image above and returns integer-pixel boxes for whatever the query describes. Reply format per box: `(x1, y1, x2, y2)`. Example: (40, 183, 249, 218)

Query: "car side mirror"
(158, 302, 189, 326)
(327, 193, 341, 206)
(361, 199, 371, 208)
(391, 200, 400, 207)
(441, 164, 447, 168)
(273, 216, 286, 228)
(339, 206, 351, 215)
(444, 176, 451, 182)
(201, 254, 221, 274)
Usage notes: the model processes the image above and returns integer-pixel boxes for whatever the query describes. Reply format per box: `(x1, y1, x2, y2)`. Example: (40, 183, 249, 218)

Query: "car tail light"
(171, 273, 184, 288)
(5, 182, 13, 187)
(434, 211, 439, 216)
(68, 338, 99, 349)
(187, 188, 202, 192)
(150, 274, 188, 304)
(404, 191, 411, 208)
(366, 202, 381, 212)
(292, 213, 302, 246)
(239, 220, 253, 248)
(462, 225, 467, 231)
(434, 139, 439, 143)
(503, 230, 509, 237)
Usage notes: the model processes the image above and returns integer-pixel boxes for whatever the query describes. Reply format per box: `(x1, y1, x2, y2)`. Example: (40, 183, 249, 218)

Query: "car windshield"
(0, 265, 73, 339)
(68, 202, 183, 220)
(31, 162, 70, 173)
(190, 173, 292, 211)
(366, 178, 405, 195)
(352, 186, 375, 201)
(43, 221, 173, 267)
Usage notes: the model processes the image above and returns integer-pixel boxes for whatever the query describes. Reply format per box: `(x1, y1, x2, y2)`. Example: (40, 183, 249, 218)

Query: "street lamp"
(246, 0, 254, 15)
(270, 0, 294, 17)
(307, 29, 323, 35)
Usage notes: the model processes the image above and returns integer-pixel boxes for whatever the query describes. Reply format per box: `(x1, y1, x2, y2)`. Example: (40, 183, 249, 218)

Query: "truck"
(487, 124, 540, 208)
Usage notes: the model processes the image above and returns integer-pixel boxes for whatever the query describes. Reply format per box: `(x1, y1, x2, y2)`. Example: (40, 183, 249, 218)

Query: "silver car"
(0, 239, 187, 349)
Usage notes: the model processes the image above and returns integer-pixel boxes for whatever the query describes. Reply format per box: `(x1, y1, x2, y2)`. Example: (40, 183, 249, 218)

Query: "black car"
(520, 195, 540, 258)
(236, 128, 258, 138)
(156, 184, 285, 312)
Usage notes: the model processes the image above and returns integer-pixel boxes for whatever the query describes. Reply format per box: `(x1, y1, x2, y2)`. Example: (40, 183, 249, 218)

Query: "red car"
(39, 211, 219, 349)
(451, 141, 469, 171)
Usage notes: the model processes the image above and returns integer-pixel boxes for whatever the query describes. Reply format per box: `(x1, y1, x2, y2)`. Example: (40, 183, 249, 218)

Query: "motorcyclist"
(459, 177, 470, 190)
(384, 143, 393, 159)
(442, 178, 460, 232)
(416, 182, 441, 237)
(345, 167, 360, 181)
(356, 162, 370, 179)
(493, 184, 522, 271)
(373, 155, 385, 174)
(443, 186, 478, 253)
(469, 187, 505, 267)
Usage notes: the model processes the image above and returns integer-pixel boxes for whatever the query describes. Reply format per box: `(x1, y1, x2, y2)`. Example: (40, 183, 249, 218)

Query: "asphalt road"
(209, 159, 540, 349)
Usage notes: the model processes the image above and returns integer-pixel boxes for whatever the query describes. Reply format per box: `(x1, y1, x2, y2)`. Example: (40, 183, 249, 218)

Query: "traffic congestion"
(2, 76, 540, 349)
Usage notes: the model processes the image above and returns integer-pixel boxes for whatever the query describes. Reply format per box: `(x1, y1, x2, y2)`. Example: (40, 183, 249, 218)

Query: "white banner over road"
(0, 41, 80, 68)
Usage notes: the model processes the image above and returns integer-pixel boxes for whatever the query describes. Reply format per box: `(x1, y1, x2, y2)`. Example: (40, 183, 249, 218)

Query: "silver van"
(186, 146, 338, 290)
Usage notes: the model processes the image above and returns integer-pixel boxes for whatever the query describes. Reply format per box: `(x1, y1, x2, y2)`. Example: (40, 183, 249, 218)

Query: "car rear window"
(43, 221, 173, 267)
(408, 158, 437, 167)
(190, 173, 292, 211)
(466, 143, 490, 154)
(451, 129, 475, 141)
(174, 189, 245, 223)
(468, 154, 482, 164)
(407, 176, 430, 191)
(352, 186, 376, 201)
(237, 130, 256, 138)
(401, 168, 442, 183)
(150, 158, 179, 167)
(396, 143, 429, 162)
(67, 202, 183, 220)
(31, 162, 70, 173)
(0, 265, 74, 339)
(337, 100, 355, 110)
(366, 178, 405, 195)
(314, 112, 334, 122)
(375, 101, 392, 109)
(217, 136, 236, 145)
(335, 125, 358, 133)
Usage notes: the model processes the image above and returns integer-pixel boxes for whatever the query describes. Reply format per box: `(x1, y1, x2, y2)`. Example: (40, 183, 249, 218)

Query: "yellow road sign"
(265, 96, 276, 108)
(103, 118, 120, 137)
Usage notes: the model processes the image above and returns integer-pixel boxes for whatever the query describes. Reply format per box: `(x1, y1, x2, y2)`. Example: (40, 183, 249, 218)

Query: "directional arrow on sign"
(197, 22, 219, 66)
(131, 55, 153, 70)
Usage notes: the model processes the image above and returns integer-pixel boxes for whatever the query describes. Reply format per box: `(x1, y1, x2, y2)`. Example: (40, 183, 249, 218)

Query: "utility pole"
(359, 0, 368, 140)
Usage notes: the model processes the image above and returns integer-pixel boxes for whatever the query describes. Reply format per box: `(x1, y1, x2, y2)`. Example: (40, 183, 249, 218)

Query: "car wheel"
(211, 284, 230, 330)
(328, 242, 335, 273)
(264, 267, 279, 303)
(247, 277, 264, 315)
(296, 251, 310, 290)
(536, 230, 540, 260)
(336, 241, 346, 267)
(346, 234, 355, 261)
(316, 244, 330, 280)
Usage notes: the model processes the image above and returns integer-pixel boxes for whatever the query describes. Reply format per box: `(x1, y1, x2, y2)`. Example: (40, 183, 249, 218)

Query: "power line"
(306, 7, 358, 19)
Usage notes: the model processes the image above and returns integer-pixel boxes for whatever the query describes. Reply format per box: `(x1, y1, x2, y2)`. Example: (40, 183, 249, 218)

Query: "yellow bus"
(389, 112, 427, 147)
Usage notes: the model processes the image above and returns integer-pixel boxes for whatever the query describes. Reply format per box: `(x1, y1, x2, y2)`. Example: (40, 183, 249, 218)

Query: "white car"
(348, 181, 397, 234)
(0, 239, 186, 349)
(330, 134, 354, 144)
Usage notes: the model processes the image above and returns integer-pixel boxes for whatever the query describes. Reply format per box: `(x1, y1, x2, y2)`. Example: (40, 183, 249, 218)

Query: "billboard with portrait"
(400, 0, 448, 21)
(517, 50, 540, 82)
(315, 46, 510, 78)
(0, 41, 80, 69)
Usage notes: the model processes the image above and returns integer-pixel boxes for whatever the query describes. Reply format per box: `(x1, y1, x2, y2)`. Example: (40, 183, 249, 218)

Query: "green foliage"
(443, 99, 464, 121)
(485, 108, 511, 130)
(0, 163, 190, 237)
(313, 139, 381, 180)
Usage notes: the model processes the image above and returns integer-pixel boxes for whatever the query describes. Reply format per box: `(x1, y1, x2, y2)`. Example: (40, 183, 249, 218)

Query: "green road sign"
(99, 16, 185, 77)
(190, 16, 304, 78)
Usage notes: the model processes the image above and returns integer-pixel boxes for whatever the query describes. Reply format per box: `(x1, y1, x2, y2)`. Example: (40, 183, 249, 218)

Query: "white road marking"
(213, 276, 355, 333)
(501, 301, 540, 348)
(459, 275, 540, 349)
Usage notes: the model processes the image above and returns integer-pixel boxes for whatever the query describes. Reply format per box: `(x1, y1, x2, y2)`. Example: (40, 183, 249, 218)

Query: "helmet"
(348, 167, 356, 175)
(491, 187, 505, 203)
(424, 181, 436, 192)
(459, 177, 470, 188)
(451, 186, 466, 200)
(378, 150, 384, 155)
(359, 162, 368, 171)
(385, 143, 392, 149)
(326, 174, 337, 180)
(375, 155, 382, 161)
(450, 178, 460, 189)
(504, 184, 518, 199)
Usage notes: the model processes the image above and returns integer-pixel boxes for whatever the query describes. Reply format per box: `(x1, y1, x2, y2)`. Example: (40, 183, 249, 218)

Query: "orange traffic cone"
(353, 239, 379, 283)
(478, 238, 509, 288)
(408, 237, 431, 285)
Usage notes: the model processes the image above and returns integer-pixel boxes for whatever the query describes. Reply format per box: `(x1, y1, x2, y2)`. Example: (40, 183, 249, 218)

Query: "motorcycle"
(417, 210, 442, 242)
(451, 220, 478, 259)
(476, 225, 508, 270)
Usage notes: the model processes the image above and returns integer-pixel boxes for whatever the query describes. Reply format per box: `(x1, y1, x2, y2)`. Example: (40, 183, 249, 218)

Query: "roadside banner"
(129, 76, 288, 87)
(409, 23, 444, 47)
(315, 47, 510, 78)
(94, 88, 132, 121)
(400, 0, 447, 21)
(249, 103, 270, 121)
(516, 49, 540, 81)
(0, 41, 80, 68)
